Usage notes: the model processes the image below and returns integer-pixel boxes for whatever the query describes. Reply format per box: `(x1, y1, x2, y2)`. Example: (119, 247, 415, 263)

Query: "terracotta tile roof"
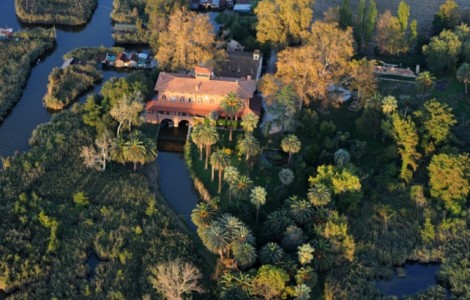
(155, 72, 257, 98)
(194, 65, 212, 74)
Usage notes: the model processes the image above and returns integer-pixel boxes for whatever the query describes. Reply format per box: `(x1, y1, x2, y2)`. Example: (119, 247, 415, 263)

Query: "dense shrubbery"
(15, 0, 97, 25)
(112, 30, 149, 44)
(64, 47, 124, 61)
(110, 0, 149, 44)
(0, 102, 203, 298)
(43, 65, 102, 110)
(0, 28, 55, 122)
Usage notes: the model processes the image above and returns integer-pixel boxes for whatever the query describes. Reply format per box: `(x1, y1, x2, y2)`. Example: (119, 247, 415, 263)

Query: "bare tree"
(80, 132, 113, 171)
(149, 260, 204, 300)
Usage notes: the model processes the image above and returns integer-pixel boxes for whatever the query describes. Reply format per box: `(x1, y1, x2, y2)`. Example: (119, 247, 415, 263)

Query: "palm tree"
(294, 284, 311, 300)
(313, 238, 334, 272)
(259, 242, 285, 265)
(281, 225, 304, 250)
(199, 124, 219, 170)
(295, 266, 318, 286)
(281, 134, 301, 168)
(232, 243, 257, 268)
(381, 95, 398, 118)
(287, 196, 314, 225)
(250, 186, 267, 224)
(308, 184, 331, 207)
(210, 150, 230, 193)
(264, 210, 295, 239)
(224, 166, 239, 202)
(232, 175, 253, 200)
(297, 243, 315, 265)
(241, 112, 259, 136)
(231, 225, 256, 245)
(191, 202, 214, 228)
(334, 148, 351, 168)
(237, 135, 261, 172)
(122, 131, 157, 171)
(456, 63, 470, 95)
(278, 168, 294, 187)
(191, 125, 204, 161)
(416, 71, 436, 95)
(220, 92, 244, 142)
(200, 223, 230, 260)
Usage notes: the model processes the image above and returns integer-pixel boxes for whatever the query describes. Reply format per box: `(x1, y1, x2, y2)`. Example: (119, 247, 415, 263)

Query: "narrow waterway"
(0, 0, 124, 157)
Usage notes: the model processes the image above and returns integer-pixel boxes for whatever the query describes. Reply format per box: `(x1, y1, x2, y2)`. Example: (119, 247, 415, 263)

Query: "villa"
(145, 66, 261, 127)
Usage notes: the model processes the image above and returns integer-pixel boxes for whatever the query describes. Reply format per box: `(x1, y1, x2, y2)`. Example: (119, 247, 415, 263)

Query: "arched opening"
(178, 120, 189, 128)
(161, 119, 174, 128)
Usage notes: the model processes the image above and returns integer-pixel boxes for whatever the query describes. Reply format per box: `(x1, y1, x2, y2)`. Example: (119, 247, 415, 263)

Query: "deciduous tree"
(254, 0, 314, 47)
(428, 153, 469, 215)
(433, 0, 461, 33)
(274, 22, 354, 107)
(391, 113, 421, 183)
(156, 8, 216, 71)
(252, 265, 290, 300)
(422, 30, 462, 74)
(376, 10, 408, 55)
(109, 90, 144, 136)
(149, 260, 204, 300)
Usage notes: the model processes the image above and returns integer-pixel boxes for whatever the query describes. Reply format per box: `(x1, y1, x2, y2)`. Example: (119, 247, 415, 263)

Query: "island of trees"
(0, 28, 55, 122)
(15, 0, 98, 25)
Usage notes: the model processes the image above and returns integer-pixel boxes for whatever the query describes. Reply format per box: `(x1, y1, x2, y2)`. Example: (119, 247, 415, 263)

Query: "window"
(180, 96, 185, 102)
(170, 95, 177, 102)
(162, 95, 167, 101)
(209, 98, 214, 104)
(188, 97, 192, 103)
(197, 97, 203, 103)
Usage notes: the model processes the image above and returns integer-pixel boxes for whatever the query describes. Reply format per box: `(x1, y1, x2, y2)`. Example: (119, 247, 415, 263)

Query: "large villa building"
(145, 50, 262, 127)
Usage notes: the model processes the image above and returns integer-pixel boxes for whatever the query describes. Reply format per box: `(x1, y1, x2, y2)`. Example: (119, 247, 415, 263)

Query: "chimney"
(253, 50, 260, 61)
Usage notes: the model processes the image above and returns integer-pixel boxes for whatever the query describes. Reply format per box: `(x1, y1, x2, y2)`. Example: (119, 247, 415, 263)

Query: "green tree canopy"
(252, 265, 290, 300)
(456, 62, 470, 94)
(428, 153, 469, 215)
(423, 30, 462, 74)
(414, 99, 457, 150)
(391, 113, 421, 183)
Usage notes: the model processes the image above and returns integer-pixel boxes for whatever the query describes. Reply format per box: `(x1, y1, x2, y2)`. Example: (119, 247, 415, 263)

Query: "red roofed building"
(145, 66, 260, 126)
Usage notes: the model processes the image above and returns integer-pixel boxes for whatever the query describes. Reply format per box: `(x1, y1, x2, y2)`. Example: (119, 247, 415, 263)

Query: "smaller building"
(0, 28, 13, 40)
(233, 3, 251, 12)
(115, 52, 130, 68)
(218, 50, 263, 80)
(226, 39, 245, 52)
(113, 23, 137, 33)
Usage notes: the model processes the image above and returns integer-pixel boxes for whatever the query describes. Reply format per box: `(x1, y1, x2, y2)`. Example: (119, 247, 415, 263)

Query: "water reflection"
(376, 263, 440, 298)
